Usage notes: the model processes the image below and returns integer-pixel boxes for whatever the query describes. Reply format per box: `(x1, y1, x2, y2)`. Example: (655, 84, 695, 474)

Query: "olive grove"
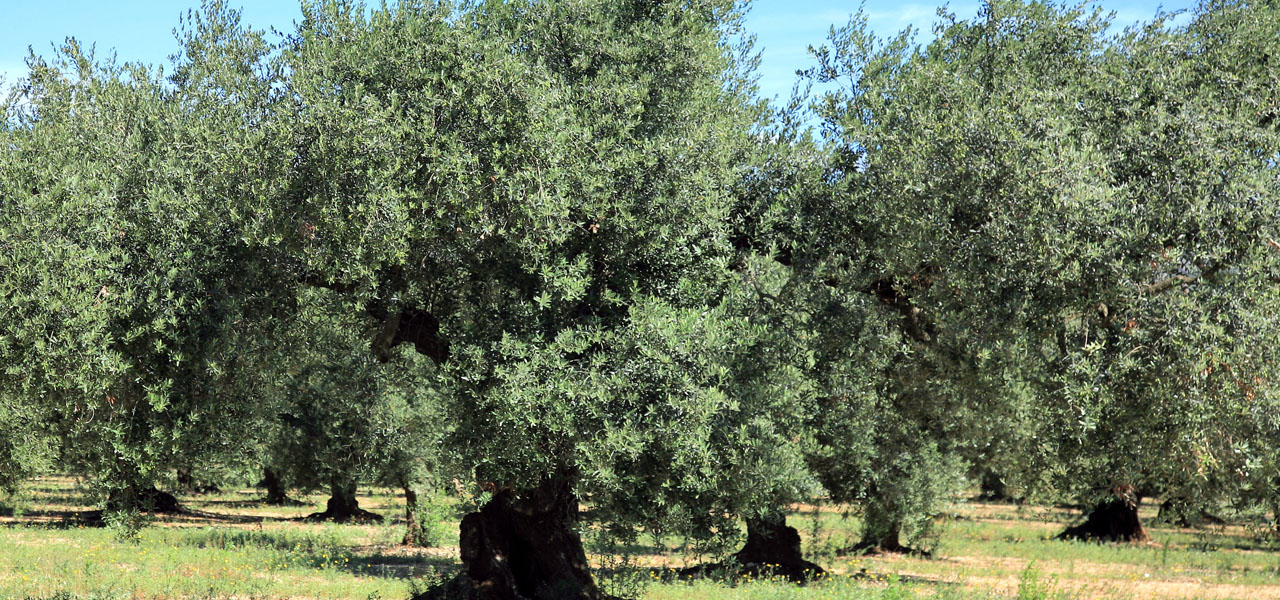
(2, 0, 1279, 598)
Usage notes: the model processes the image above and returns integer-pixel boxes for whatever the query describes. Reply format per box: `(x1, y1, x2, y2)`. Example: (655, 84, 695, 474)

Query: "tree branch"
(297, 271, 450, 365)
(373, 309, 450, 365)
(1142, 261, 1223, 295)
(868, 279, 936, 344)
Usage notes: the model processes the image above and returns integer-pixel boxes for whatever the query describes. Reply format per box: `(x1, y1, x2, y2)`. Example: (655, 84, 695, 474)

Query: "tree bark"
(848, 518, 918, 555)
(259, 468, 304, 506)
(81, 485, 185, 525)
(107, 485, 184, 514)
(306, 478, 383, 523)
(177, 469, 219, 495)
(863, 520, 905, 552)
(978, 470, 1010, 502)
(679, 513, 824, 583)
(844, 503, 928, 556)
(403, 485, 429, 546)
(732, 515, 825, 582)
(1058, 486, 1149, 542)
(414, 479, 613, 600)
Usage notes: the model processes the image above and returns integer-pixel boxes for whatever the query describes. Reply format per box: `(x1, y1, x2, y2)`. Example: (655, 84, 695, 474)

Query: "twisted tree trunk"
(845, 502, 928, 556)
(679, 513, 824, 583)
(176, 469, 220, 495)
(259, 468, 304, 506)
(415, 478, 612, 600)
(403, 485, 429, 546)
(1058, 485, 1148, 542)
(83, 485, 185, 525)
(731, 515, 824, 582)
(306, 478, 383, 523)
(1157, 497, 1224, 528)
(978, 470, 1010, 502)
(108, 485, 184, 514)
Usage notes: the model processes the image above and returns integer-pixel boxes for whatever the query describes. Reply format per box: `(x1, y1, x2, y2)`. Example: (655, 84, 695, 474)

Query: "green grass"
(3, 478, 1280, 599)
(0, 522, 427, 599)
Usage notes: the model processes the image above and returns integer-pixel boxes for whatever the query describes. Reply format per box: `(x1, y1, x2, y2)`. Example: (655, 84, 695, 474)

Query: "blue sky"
(1, 0, 1196, 101)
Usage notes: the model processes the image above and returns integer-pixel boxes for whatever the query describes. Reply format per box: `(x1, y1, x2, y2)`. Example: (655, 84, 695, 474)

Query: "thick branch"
(297, 271, 450, 365)
(868, 279, 936, 343)
(1142, 262, 1223, 295)
(374, 309, 450, 365)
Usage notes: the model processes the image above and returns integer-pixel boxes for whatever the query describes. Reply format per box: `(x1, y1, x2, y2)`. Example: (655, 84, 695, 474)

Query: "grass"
(2, 477, 1279, 599)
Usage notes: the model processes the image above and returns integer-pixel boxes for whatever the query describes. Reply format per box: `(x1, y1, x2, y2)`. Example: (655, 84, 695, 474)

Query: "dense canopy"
(2, 0, 1279, 598)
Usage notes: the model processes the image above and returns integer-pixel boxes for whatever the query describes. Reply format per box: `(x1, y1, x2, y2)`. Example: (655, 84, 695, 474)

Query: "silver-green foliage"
(0, 5, 290, 502)
(812, 0, 1280, 515)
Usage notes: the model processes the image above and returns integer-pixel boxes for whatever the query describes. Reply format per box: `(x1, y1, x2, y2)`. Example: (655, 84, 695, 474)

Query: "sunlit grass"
(3, 478, 1279, 599)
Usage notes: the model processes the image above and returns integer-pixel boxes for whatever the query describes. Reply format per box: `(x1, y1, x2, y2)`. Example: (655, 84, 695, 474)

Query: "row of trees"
(3, 0, 1279, 598)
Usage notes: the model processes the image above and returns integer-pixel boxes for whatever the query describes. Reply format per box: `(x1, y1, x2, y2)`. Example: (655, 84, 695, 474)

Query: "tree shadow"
(344, 551, 459, 580)
(0, 504, 312, 528)
(177, 527, 460, 580)
(0, 507, 103, 527)
(190, 498, 314, 509)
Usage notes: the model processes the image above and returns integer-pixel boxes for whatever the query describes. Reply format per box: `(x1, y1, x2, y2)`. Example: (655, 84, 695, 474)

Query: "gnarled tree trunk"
(415, 478, 611, 600)
(1058, 485, 1148, 542)
(1157, 497, 1224, 528)
(731, 515, 824, 582)
(679, 513, 824, 583)
(845, 502, 927, 556)
(83, 485, 186, 525)
(259, 468, 303, 506)
(176, 468, 220, 495)
(403, 485, 428, 546)
(860, 520, 905, 553)
(108, 485, 184, 514)
(306, 478, 383, 523)
(978, 470, 1010, 502)
(261, 468, 288, 505)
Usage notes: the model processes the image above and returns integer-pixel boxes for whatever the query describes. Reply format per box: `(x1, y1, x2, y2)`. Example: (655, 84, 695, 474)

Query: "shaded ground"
(2, 477, 1279, 599)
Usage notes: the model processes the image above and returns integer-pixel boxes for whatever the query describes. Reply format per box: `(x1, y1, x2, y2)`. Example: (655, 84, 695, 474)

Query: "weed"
(1017, 561, 1065, 600)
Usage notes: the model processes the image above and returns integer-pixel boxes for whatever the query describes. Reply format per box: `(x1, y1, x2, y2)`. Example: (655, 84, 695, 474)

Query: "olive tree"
(261, 287, 447, 524)
(0, 3, 290, 518)
(809, 0, 1280, 542)
(264, 2, 820, 594)
(5, 0, 819, 596)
